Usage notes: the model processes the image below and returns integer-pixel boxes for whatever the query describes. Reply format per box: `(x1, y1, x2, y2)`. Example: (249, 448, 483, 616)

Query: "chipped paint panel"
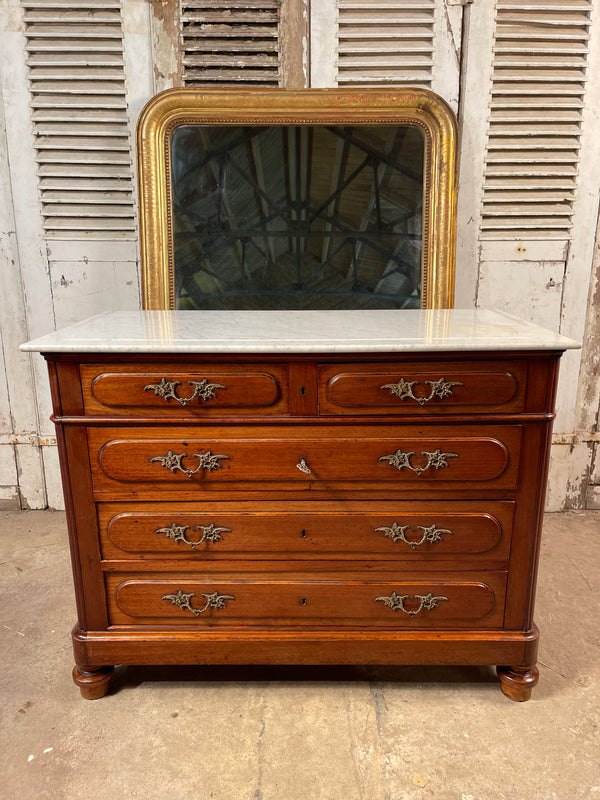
(310, 0, 336, 88)
(573, 209, 600, 436)
(546, 441, 592, 512)
(480, 240, 569, 263)
(586, 484, 600, 509)
(42, 444, 64, 510)
(590, 443, 600, 485)
(477, 260, 563, 329)
(49, 260, 140, 329)
(15, 443, 46, 510)
(148, 0, 182, 90)
(280, 0, 309, 88)
(0, 443, 18, 487)
(432, 0, 463, 111)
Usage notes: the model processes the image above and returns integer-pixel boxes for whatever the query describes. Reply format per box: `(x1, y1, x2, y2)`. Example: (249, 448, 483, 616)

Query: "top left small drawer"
(80, 363, 289, 416)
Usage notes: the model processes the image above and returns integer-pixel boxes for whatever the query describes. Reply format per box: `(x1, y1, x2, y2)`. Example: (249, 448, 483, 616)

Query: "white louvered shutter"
(335, 0, 461, 109)
(180, 1, 281, 86)
(22, 0, 135, 240)
(337, 0, 435, 86)
(481, 0, 592, 240)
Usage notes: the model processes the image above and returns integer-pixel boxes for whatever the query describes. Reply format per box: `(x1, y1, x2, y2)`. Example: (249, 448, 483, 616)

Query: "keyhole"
(300, 529, 307, 538)
(300, 386, 306, 396)
(300, 597, 307, 605)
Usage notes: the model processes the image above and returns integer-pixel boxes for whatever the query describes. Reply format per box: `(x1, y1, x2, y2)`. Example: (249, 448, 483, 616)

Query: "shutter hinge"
(447, 0, 473, 5)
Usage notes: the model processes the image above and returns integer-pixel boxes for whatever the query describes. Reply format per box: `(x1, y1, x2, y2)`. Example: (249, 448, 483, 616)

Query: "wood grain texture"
(106, 571, 507, 628)
(82, 363, 289, 416)
(98, 500, 514, 561)
(319, 359, 527, 415)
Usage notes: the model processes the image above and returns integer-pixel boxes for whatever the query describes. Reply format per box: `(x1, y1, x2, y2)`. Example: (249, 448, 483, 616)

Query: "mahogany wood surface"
(98, 500, 514, 561)
(82, 363, 288, 416)
(107, 573, 506, 628)
(88, 424, 522, 496)
(319, 359, 527, 414)
(44, 350, 560, 701)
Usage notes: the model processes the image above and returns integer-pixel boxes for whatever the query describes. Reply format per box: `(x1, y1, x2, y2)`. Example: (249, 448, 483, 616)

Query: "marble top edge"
(20, 309, 581, 353)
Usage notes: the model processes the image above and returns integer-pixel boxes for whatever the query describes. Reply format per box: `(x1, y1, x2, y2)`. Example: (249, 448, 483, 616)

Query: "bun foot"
(73, 665, 114, 699)
(497, 664, 539, 702)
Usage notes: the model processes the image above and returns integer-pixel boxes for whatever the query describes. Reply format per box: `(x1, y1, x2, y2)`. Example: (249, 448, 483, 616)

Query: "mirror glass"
(170, 124, 425, 310)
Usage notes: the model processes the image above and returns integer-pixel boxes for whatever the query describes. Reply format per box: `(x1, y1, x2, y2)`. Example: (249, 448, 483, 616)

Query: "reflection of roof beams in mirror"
(171, 124, 424, 311)
(137, 88, 457, 310)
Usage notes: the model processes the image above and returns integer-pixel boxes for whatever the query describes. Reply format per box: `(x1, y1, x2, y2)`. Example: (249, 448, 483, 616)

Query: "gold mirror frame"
(137, 88, 457, 310)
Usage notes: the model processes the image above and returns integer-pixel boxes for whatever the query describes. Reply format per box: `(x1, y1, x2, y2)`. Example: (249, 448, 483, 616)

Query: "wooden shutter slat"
(180, 1, 281, 86)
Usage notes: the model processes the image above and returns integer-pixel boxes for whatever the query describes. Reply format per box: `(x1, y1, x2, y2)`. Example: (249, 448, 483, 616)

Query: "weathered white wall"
(1, 0, 599, 510)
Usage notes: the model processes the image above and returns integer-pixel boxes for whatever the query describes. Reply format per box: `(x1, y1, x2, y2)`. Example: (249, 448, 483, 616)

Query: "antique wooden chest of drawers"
(22, 309, 579, 700)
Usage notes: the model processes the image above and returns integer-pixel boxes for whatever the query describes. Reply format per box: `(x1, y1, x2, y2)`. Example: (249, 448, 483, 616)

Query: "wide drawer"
(89, 424, 521, 496)
(98, 501, 514, 561)
(318, 360, 528, 415)
(81, 363, 289, 416)
(106, 572, 507, 628)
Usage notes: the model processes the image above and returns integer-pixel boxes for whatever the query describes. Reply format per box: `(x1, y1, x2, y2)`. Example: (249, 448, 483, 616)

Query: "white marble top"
(21, 309, 580, 354)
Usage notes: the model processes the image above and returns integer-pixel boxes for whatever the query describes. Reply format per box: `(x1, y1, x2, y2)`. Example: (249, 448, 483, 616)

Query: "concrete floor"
(1, 510, 598, 800)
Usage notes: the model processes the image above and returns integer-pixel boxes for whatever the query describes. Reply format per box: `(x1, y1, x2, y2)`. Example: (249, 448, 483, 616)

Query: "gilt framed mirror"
(137, 88, 457, 310)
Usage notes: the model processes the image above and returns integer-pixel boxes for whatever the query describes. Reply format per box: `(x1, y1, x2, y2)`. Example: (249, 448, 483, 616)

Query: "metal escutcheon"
(296, 457, 312, 474)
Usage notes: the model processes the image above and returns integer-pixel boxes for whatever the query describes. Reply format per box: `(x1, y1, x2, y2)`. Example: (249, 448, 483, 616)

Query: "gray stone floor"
(1, 509, 599, 800)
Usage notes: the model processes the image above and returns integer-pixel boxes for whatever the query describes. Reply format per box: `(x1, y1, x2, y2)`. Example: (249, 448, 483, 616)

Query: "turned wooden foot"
(497, 664, 539, 702)
(73, 665, 114, 699)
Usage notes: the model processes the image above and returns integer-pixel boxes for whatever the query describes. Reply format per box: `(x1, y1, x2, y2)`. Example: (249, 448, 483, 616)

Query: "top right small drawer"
(318, 360, 528, 415)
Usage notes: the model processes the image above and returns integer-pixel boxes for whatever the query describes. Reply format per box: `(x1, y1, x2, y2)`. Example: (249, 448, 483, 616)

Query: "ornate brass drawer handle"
(144, 377, 226, 405)
(375, 522, 453, 548)
(375, 591, 448, 617)
(380, 377, 462, 405)
(379, 448, 458, 475)
(162, 589, 235, 616)
(155, 522, 232, 548)
(150, 449, 229, 477)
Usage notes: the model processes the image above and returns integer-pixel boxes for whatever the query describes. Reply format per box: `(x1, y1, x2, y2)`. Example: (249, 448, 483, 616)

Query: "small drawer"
(88, 424, 522, 497)
(80, 363, 289, 416)
(98, 501, 514, 562)
(318, 360, 528, 415)
(106, 572, 507, 628)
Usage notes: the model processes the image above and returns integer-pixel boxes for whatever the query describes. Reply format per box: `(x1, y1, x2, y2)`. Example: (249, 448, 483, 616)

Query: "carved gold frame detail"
(136, 88, 458, 310)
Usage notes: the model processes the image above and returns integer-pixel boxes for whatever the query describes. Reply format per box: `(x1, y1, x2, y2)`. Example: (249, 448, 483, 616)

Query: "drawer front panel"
(98, 501, 514, 561)
(319, 360, 527, 415)
(89, 425, 521, 494)
(106, 572, 507, 628)
(81, 363, 288, 416)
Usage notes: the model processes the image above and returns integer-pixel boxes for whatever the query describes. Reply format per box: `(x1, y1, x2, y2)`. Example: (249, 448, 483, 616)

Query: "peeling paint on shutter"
(337, 0, 436, 87)
(180, 0, 281, 86)
(481, 0, 593, 240)
(22, 0, 135, 240)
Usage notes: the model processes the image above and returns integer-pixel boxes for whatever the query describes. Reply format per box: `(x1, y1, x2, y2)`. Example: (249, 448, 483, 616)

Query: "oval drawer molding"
(91, 425, 520, 492)
(100, 503, 513, 560)
(109, 573, 507, 628)
(318, 360, 526, 415)
(81, 364, 287, 415)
